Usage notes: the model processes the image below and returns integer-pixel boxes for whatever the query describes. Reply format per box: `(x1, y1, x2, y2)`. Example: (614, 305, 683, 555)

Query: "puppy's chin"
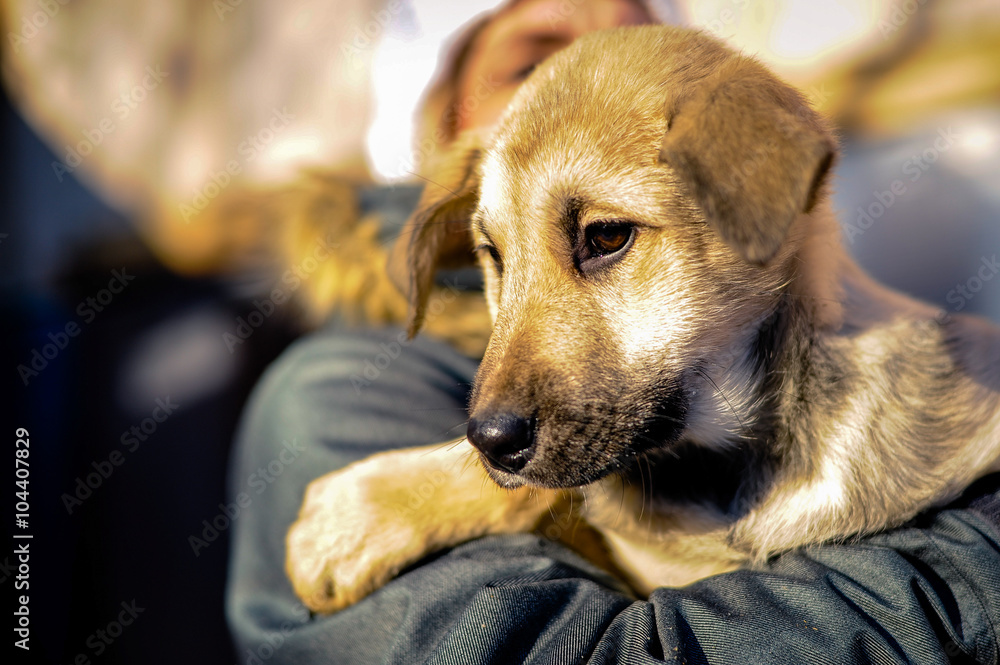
(478, 451, 635, 490)
(478, 461, 530, 489)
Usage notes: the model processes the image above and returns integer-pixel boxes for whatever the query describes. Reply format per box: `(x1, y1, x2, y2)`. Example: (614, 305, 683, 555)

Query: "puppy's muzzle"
(468, 413, 537, 474)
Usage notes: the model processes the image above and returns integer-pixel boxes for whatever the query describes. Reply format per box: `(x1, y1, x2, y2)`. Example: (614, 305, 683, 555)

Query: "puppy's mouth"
(468, 386, 688, 489)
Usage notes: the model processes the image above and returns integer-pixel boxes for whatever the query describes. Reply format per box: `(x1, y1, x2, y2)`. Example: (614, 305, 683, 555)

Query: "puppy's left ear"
(387, 137, 482, 337)
(659, 57, 836, 264)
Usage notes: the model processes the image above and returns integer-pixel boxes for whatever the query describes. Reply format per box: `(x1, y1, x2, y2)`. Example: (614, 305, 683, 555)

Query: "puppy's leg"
(286, 441, 562, 613)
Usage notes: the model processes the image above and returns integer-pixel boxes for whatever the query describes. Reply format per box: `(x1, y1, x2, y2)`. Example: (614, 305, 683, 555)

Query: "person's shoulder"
(949, 471, 1000, 531)
(244, 324, 357, 414)
(243, 323, 478, 433)
(246, 325, 412, 417)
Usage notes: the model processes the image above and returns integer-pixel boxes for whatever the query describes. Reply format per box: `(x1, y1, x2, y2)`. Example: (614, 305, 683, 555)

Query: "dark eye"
(476, 244, 503, 276)
(576, 222, 636, 274)
(586, 223, 633, 256)
(511, 62, 538, 82)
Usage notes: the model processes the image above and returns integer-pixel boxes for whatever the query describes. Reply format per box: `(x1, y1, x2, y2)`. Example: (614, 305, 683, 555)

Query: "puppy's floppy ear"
(388, 137, 482, 337)
(659, 57, 836, 264)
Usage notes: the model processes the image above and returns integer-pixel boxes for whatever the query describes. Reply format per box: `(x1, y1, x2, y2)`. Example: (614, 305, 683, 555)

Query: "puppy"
(286, 26, 1000, 613)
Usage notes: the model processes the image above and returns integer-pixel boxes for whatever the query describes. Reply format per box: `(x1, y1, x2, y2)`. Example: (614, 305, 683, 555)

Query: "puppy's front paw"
(286, 456, 424, 613)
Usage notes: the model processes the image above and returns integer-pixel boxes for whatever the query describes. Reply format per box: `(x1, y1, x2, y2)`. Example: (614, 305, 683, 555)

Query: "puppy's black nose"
(468, 414, 535, 473)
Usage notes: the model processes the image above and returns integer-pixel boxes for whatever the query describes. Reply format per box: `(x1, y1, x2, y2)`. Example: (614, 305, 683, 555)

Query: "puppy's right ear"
(388, 139, 482, 338)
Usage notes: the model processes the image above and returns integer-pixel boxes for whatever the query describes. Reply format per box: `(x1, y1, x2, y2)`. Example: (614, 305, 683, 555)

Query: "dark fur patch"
(639, 442, 769, 518)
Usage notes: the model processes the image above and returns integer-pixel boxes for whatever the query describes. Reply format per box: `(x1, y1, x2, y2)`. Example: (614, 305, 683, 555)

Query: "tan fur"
(286, 26, 1000, 613)
(257, 169, 491, 355)
(286, 442, 564, 610)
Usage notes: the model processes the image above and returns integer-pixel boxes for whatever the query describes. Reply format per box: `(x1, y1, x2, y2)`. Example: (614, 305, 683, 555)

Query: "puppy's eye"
(511, 62, 538, 82)
(575, 221, 636, 274)
(577, 222, 636, 274)
(586, 223, 633, 256)
(476, 244, 503, 276)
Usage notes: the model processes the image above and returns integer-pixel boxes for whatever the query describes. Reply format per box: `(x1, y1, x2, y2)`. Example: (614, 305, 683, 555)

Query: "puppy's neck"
(634, 206, 999, 557)
(730, 223, 1000, 557)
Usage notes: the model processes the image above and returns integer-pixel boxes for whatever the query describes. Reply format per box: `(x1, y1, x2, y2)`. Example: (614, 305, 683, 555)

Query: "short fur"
(286, 26, 1000, 612)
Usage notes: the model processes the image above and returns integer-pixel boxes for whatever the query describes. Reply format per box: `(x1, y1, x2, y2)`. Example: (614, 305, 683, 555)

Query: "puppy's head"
(393, 26, 836, 489)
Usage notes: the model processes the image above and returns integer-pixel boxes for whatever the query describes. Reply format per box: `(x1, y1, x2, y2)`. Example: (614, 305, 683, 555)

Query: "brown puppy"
(286, 26, 1000, 613)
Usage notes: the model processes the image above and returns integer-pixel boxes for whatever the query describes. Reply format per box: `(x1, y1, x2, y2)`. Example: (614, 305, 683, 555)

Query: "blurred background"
(2, 1, 998, 663)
